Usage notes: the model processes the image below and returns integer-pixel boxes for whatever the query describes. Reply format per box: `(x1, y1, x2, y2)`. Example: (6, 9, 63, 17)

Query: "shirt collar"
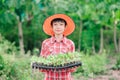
(50, 36, 67, 44)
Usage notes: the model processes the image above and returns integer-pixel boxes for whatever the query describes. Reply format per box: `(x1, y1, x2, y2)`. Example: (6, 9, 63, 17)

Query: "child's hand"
(67, 66, 78, 72)
(39, 69, 47, 72)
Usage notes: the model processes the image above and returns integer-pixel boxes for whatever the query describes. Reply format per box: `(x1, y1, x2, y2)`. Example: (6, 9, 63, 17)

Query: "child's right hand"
(66, 66, 78, 72)
(39, 69, 46, 72)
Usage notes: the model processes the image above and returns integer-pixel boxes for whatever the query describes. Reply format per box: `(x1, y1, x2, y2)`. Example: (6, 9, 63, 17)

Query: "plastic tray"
(32, 61, 82, 70)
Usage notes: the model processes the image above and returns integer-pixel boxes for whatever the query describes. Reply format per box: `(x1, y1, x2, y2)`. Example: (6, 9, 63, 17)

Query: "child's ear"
(65, 25, 67, 28)
(64, 25, 67, 31)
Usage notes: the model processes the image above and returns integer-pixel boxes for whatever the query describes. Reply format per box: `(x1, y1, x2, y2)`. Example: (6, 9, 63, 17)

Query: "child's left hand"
(67, 66, 78, 72)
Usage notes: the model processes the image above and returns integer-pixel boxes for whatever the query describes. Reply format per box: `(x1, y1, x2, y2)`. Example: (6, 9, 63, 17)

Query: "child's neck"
(54, 34, 64, 42)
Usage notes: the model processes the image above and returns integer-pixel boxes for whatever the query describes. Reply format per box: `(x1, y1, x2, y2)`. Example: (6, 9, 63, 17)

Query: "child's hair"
(51, 18, 67, 26)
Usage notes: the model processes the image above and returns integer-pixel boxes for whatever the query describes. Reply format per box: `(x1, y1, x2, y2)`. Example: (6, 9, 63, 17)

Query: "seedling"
(31, 52, 82, 70)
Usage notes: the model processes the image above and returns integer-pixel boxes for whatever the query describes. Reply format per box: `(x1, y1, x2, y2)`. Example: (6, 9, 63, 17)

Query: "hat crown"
(43, 14, 75, 36)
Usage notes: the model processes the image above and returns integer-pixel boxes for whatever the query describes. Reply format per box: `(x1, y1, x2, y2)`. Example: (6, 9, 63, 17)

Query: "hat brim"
(43, 14, 75, 36)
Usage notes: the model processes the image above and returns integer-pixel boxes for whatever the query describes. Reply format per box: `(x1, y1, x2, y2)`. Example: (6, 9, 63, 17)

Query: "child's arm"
(39, 40, 48, 72)
(68, 40, 77, 72)
(69, 40, 75, 52)
(40, 40, 50, 57)
(40, 41, 46, 57)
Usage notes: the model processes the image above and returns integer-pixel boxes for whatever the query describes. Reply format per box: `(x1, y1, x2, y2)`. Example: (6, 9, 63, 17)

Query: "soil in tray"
(57, 64, 63, 67)
(48, 64, 54, 67)
(64, 62, 76, 66)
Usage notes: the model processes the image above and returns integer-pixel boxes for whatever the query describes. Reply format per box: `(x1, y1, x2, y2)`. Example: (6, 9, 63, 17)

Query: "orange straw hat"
(43, 14, 75, 36)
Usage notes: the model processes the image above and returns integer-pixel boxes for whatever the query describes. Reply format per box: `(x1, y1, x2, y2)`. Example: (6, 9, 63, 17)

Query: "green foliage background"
(0, 35, 109, 80)
(0, 0, 120, 80)
(0, 0, 120, 54)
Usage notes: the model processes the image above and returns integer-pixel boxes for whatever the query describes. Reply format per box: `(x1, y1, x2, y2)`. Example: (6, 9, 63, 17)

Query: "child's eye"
(60, 24, 64, 26)
(53, 23, 57, 26)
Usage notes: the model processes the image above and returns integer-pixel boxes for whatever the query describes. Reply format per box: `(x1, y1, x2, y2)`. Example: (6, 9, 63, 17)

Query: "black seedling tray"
(32, 61, 82, 70)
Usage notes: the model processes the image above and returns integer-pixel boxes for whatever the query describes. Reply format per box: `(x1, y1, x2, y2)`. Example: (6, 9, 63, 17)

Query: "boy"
(40, 14, 76, 80)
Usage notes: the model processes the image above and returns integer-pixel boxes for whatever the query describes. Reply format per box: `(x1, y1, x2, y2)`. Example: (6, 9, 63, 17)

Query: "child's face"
(52, 21, 66, 35)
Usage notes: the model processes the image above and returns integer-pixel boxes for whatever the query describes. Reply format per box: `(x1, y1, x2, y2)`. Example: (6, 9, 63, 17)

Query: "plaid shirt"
(40, 37, 75, 80)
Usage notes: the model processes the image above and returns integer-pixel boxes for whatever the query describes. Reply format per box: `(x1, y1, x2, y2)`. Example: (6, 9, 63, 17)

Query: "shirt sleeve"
(40, 40, 47, 57)
(68, 40, 76, 73)
(70, 40, 75, 52)
(40, 40, 47, 72)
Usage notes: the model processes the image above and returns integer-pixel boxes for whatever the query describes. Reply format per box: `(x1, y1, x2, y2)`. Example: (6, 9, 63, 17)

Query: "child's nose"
(56, 25, 61, 28)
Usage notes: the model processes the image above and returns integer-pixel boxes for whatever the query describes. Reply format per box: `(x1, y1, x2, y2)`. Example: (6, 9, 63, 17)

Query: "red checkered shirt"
(40, 36, 75, 80)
